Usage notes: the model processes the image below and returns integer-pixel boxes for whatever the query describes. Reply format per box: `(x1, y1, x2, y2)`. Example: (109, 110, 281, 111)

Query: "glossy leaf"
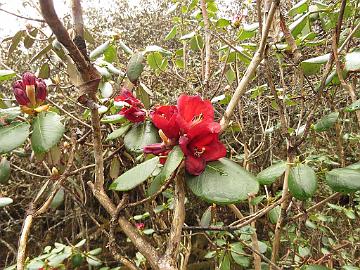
(325, 168, 360, 193)
(100, 81, 113, 98)
(200, 206, 212, 227)
(257, 161, 287, 185)
(0, 197, 13, 207)
(313, 112, 339, 132)
(110, 157, 159, 191)
(31, 112, 65, 153)
(345, 51, 360, 72)
(186, 158, 259, 204)
(147, 146, 184, 196)
(164, 26, 177, 41)
(126, 52, 144, 83)
(289, 0, 309, 16)
(0, 107, 21, 124)
(50, 188, 65, 209)
(0, 157, 11, 184)
(0, 122, 30, 154)
(344, 99, 360, 112)
(289, 164, 317, 200)
(301, 54, 330, 75)
(106, 124, 131, 141)
(268, 206, 281, 224)
(90, 40, 111, 60)
(124, 121, 160, 153)
(0, 70, 16, 82)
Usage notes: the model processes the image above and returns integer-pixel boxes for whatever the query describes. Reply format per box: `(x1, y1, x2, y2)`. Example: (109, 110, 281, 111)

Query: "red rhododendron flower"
(114, 88, 146, 123)
(150, 105, 180, 139)
(179, 122, 226, 175)
(176, 95, 214, 132)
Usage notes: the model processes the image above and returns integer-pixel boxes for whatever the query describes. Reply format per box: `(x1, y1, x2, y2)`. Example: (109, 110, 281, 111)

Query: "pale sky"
(0, 0, 143, 38)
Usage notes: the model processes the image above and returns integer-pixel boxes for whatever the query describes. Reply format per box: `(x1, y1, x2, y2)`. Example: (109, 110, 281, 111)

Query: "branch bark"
(200, 0, 211, 92)
(220, 0, 280, 131)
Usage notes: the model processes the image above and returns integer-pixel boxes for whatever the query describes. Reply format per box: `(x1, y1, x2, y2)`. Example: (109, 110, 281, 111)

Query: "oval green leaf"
(110, 156, 159, 191)
(124, 121, 160, 153)
(31, 112, 65, 153)
(289, 164, 317, 200)
(0, 197, 13, 207)
(147, 146, 184, 196)
(0, 70, 16, 82)
(0, 157, 11, 184)
(0, 122, 30, 154)
(106, 124, 131, 141)
(313, 111, 339, 132)
(257, 161, 287, 185)
(126, 52, 144, 83)
(325, 168, 360, 193)
(50, 188, 65, 209)
(89, 40, 111, 60)
(344, 99, 360, 113)
(186, 158, 259, 204)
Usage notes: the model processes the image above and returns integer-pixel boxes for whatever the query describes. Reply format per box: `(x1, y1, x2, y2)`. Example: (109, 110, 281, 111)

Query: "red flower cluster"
(13, 72, 48, 114)
(145, 95, 226, 175)
(114, 88, 146, 123)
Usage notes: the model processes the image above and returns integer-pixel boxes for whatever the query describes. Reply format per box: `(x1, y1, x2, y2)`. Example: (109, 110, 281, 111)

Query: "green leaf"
(200, 206, 212, 227)
(345, 51, 360, 72)
(344, 99, 360, 112)
(290, 13, 309, 37)
(303, 266, 331, 270)
(313, 111, 339, 132)
(179, 31, 196, 40)
(30, 43, 53, 63)
(0, 157, 11, 184)
(164, 25, 177, 41)
(301, 54, 330, 75)
(124, 121, 160, 153)
(216, 18, 231, 28)
(0, 107, 21, 124)
(38, 63, 50, 79)
(0, 122, 30, 154)
(231, 243, 250, 267)
(289, 0, 309, 16)
(106, 124, 131, 141)
(74, 239, 86, 247)
(0, 197, 13, 207)
(126, 52, 144, 83)
(147, 146, 184, 196)
(104, 44, 117, 63)
(101, 114, 125, 124)
(268, 205, 281, 224)
(83, 27, 95, 44)
(238, 23, 259, 40)
(186, 158, 259, 204)
(325, 168, 360, 193)
(31, 112, 65, 153)
(90, 40, 111, 60)
(190, 35, 204, 51)
(110, 157, 159, 191)
(8, 30, 25, 56)
(99, 81, 113, 98)
(346, 162, 360, 170)
(257, 161, 287, 185)
(220, 253, 231, 270)
(144, 45, 171, 56)
(24, 28, 38, 49)
(50, 188, 65, 209)
(289, 164, 317, 200)
(147, 52, 164, 70)
(0, 70, 16, 82)
(109, 157, 120, 179)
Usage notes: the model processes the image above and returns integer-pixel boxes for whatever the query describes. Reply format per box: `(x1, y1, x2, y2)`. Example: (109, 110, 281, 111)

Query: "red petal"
(143, 143, 167, 154)
(185, 156, 206, 175)
(177, 95, 214, 131)
(186, 122, 221, 140)
(151, 105, 179, 139)
(202, 139, 227, 161)
(179, 135, 190, 156)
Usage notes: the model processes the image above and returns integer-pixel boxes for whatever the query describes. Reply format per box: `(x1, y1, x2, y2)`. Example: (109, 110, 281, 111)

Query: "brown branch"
(16, 214, 34, 270)
(160, 169, 186, 269)
(0, 8, 45, 22)
(200, 0, 211, 92)
(220, 0, 280, 131)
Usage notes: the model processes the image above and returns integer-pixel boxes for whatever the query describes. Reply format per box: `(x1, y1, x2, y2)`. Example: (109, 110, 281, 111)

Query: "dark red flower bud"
(13, 80, 24, 89)
(13, 87, 31, 106)
(143, 143, 167, 155)
(22, 72, 36, 86)
(114, 88, 143, 107)
(35, 79, 47, 102)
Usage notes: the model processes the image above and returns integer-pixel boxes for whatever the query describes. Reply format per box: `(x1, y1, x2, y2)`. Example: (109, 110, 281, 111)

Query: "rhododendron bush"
(1, 0, 360, 269)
